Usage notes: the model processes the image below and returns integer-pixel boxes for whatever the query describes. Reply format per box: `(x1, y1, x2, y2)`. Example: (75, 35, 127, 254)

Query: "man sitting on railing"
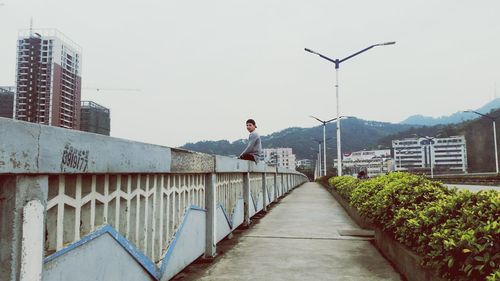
(238, 119, 262, 163)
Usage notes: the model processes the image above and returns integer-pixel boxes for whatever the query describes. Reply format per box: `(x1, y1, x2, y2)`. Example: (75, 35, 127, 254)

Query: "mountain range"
(182, 119, 413, 161)
(400, 98, 500, 126)
(181, 99, 500, 172)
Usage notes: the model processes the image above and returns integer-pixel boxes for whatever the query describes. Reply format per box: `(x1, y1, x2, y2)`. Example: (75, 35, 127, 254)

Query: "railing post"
(0, 175, 48, 281)
(273, 171, 278, 202)
(280, 174, 284, 197)
(243, 172, 251, 226)
(204, 173, 217, 258)
(261, 172, 267, 212)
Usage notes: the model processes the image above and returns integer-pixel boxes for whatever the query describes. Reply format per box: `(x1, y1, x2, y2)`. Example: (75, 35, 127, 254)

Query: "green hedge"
(328, 172, 500, 281)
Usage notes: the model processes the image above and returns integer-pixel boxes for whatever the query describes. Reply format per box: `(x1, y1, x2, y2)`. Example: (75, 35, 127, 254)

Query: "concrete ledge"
(248, 162, 267, 173)
(277, 167, 288, 173)
(0, 117, 308, 176)
(170, 148, 214, 173)
(265, 166, 276, 173)
(0, 117, 172, 174)
(214, 155, 249, 173)
(322, 182, 445, 281)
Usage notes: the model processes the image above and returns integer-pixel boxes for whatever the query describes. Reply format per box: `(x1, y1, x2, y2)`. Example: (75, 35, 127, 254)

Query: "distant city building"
(80, 101, 110, 136)
(392, 136, 467, 173)
(297, 159, 313, 169)
(0, 86, 15, 118)
(338, 149, 392, 177)
(14, 29, 82, 129)
(262, 148, 296, 170)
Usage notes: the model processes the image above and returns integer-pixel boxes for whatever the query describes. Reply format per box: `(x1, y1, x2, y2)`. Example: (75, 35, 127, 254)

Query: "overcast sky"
(1, 1, 499, 147)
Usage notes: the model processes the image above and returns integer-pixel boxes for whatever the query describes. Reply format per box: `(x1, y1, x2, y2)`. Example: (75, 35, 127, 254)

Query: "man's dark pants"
(238, 154, 256, 162)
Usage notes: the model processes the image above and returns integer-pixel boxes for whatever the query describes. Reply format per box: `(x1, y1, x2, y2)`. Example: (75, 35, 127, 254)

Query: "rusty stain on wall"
(9, 152, 22, 169)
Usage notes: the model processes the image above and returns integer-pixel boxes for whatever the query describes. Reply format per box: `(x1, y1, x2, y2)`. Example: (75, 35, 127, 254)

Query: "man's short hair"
(246, 119, 257, 128)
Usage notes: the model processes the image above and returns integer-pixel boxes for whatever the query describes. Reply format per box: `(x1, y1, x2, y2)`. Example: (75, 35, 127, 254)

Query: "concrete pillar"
(204, 173, 217, 258)
(0, 175, 48, 281)
(261, 173, 267, 212)
(242, 172, 251, 226)
(20, 200, 44, 281)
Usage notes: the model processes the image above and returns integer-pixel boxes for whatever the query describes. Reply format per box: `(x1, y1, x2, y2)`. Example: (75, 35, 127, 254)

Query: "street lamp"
(316, 140, 322, 176)
(464, 110, 499, 174)
(305, 41, 396, 176)
(310, 116, 350, 176)
(313, 137, 332, 176)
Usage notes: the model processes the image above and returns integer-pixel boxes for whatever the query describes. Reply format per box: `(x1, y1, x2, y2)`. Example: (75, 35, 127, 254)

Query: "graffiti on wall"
(61, 144, 89, 172)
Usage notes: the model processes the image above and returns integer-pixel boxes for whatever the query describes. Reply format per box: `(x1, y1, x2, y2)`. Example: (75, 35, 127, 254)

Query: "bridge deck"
(178, 182, 402, 280)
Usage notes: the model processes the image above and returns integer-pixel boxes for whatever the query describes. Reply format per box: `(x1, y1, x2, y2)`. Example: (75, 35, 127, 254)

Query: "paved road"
(446, 184, 500, 192)
(188, 182, 402, 281)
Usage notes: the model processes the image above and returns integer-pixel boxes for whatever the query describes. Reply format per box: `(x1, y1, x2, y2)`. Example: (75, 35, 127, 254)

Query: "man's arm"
(239, 133, 257, 157)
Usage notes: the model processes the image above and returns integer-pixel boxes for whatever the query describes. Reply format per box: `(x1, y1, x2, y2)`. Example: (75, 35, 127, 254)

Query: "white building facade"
(297, 159, 313, 168)
(392, 136, 467, 173)
(339, 149, 393, 177)
(262, 148, 297, 170)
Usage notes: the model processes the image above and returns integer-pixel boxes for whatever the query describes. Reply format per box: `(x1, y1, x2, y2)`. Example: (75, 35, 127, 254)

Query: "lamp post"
(317, 141, 322, 175)
(310, 116, 350, 176)
(313, 137, 332, 176)
(464, 110, 499, 174)
(305, 41, 395, 176)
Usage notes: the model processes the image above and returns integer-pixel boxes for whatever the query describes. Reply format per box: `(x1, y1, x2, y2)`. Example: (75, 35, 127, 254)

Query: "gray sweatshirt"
(240, 131, 262, 160)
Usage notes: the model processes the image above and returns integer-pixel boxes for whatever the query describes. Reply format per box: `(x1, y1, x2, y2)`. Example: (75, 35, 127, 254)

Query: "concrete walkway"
(185, 182, 402, 281)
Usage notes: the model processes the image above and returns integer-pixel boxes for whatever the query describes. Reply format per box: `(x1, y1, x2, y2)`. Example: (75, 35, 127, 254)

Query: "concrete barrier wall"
(0, 117, 308, 281)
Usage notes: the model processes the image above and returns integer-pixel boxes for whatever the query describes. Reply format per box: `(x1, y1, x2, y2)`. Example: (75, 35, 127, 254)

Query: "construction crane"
(82, 87, 141, 93)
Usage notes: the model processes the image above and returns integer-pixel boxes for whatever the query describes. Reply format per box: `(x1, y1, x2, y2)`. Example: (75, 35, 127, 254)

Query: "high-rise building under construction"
(80, 101, 111, 136)
(0, 86, 15, 118)
(14, 29, 82, 129)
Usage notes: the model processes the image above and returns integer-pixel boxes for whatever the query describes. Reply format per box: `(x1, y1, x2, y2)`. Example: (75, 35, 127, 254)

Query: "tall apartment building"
(0, 86, 15, 118)
(262, 148, 297, 170)
(80, 101, 111, 136)
(392, 136, 467, 173)
(14, 29, 82, 129)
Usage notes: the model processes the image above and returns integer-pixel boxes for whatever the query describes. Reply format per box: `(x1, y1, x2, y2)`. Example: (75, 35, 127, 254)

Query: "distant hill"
(400, 98, 500, 126)
(181, 118, 413, 166)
